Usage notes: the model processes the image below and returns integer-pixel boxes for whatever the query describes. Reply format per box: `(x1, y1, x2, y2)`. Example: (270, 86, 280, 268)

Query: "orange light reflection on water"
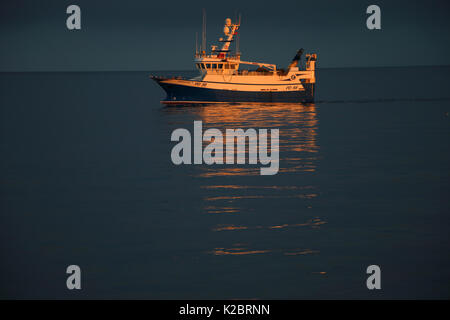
(212, 217, 326, 232)
(193, 103, 319, 178)
(165, 102, 323, 257)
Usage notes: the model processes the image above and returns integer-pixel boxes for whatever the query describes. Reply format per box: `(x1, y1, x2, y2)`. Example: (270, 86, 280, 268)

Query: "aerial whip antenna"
(202, 9, 206, 53)
(195, 32, 198, 55)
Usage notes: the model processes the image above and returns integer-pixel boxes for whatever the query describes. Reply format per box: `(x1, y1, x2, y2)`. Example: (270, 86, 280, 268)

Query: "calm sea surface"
(1, 67, 449, 299)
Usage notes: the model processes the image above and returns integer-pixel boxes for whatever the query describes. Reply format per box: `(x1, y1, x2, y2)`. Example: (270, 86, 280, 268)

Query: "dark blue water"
(1, 67, 449, 299)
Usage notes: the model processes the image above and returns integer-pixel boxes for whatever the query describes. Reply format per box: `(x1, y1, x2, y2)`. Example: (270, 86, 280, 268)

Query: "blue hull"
(153, 78, 315, 103)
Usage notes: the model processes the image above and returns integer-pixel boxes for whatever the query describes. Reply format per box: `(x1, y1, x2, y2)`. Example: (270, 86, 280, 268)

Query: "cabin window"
(201, 63, 206, 69)
(224, 64, 229, 69)
(218, 64, 223, 69)
(212, 64, 217, 69)
(230, 64, 236, 69)
(206, 63, 211, 69)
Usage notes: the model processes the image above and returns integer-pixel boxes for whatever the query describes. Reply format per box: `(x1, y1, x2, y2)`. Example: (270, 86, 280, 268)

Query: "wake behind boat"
(151, 15, 317, 104)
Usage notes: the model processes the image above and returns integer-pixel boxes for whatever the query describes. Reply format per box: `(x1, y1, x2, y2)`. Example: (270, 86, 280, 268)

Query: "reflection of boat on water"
(162, 102, 322, 256)
(163, 102, 319, 176)
(151, 15, 317, 104)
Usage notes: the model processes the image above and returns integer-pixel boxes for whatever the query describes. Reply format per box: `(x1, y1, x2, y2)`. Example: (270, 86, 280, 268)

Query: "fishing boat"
(151, 15, 317, 104)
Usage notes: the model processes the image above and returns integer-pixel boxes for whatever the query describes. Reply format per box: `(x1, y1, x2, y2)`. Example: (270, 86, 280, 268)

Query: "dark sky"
(1, 0, 449, 71)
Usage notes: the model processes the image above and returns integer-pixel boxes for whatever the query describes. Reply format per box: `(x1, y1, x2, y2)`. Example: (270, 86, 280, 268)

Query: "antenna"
(195, 32, 198, 55)
(202, 9, 206, 53)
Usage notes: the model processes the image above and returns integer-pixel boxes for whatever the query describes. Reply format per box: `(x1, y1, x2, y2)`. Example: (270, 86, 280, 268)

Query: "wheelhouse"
(195, 62, 239, 71)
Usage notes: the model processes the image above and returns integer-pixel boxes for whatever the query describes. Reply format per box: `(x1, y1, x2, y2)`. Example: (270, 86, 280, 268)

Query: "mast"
(217, 18, 240, 59)
(202, 9, 206, 53)
(195, 32, 198, 55)
(236, 13, 241, 57)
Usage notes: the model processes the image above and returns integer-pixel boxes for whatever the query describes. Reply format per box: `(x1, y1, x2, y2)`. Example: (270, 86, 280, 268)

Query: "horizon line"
(1, 64, 449, 73)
